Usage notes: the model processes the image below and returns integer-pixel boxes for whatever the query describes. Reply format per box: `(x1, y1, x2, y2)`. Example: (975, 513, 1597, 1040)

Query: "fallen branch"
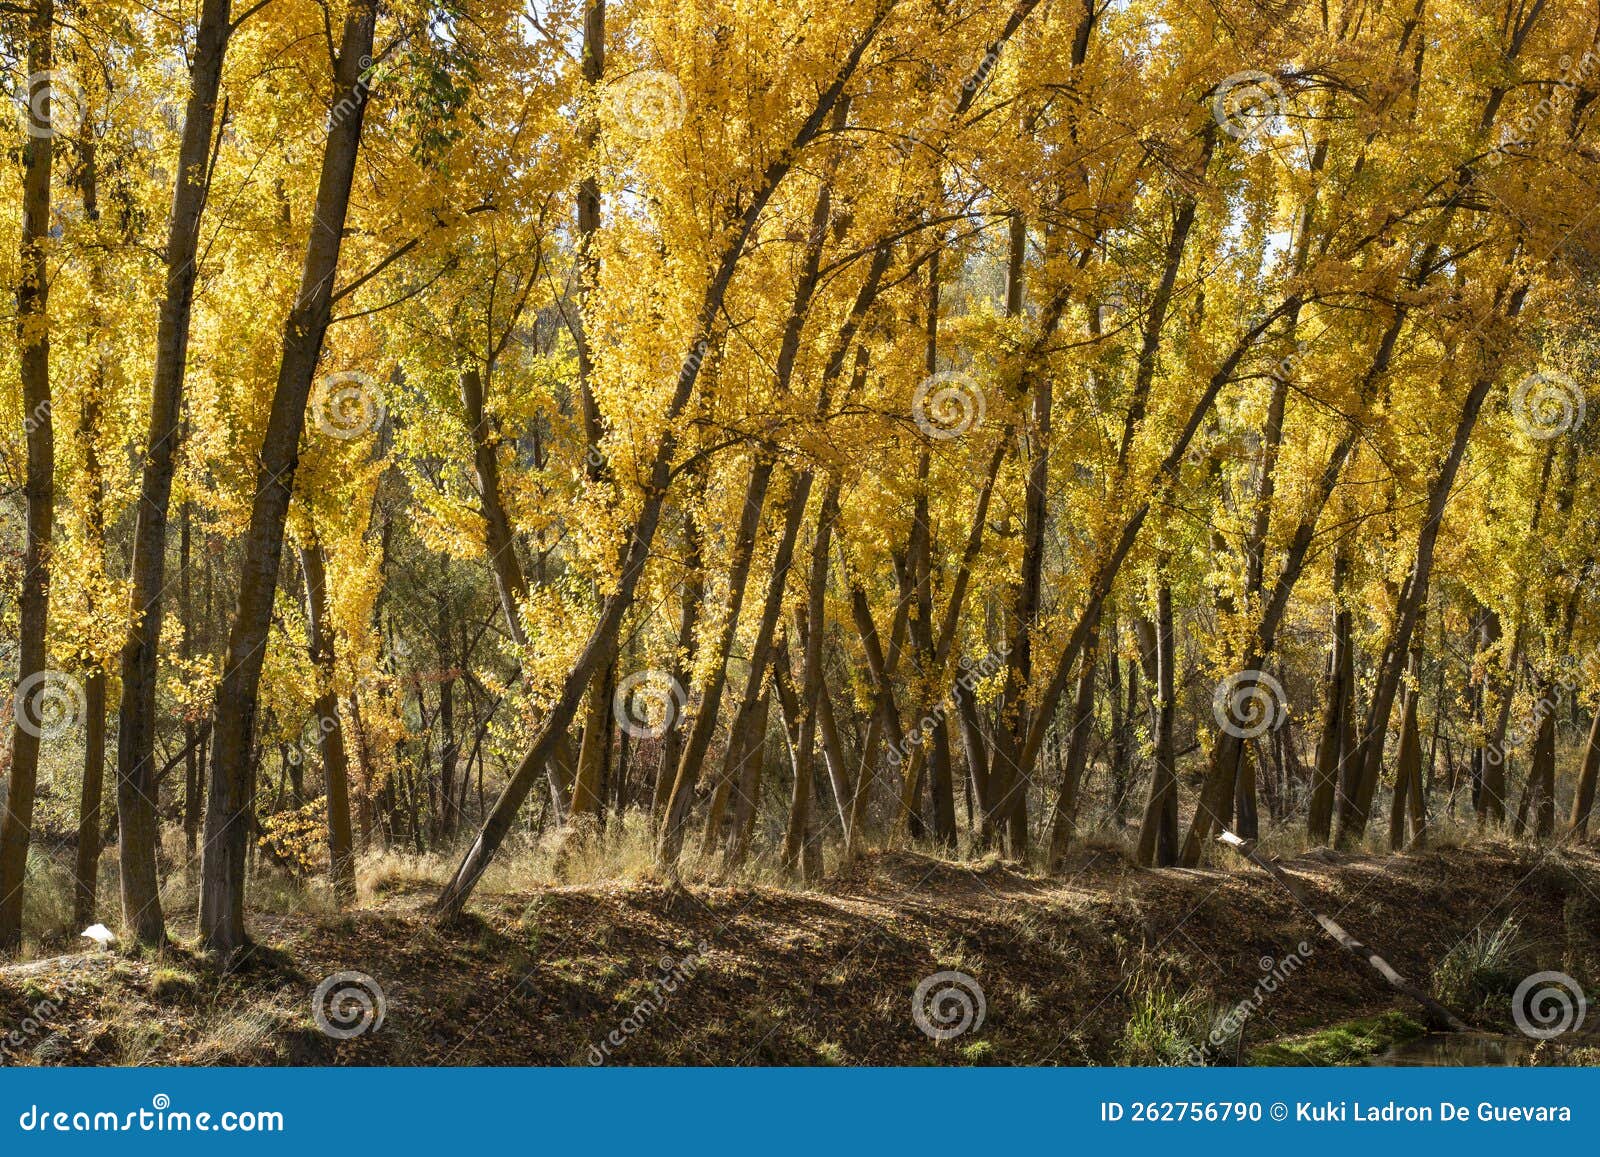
(1217, 830, 1473, 1032)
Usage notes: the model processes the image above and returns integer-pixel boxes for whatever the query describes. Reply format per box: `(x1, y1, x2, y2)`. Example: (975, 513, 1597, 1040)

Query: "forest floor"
(4, 839, 1600, 1066)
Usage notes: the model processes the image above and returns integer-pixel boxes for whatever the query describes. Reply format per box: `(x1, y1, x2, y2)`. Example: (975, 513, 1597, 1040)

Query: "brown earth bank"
(2, 843, 1598, 1066)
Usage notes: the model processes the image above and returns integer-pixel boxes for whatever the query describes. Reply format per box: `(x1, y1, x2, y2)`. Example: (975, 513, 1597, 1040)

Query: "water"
(1369, 1033, 1554, 1066)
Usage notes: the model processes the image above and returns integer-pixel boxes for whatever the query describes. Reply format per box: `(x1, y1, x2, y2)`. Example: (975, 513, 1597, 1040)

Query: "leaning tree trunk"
(199, 0, 379, 959)
(114, 0, 235, 949)
(0, 11, 57, 954)
(435, 7, 897, 918)
(1568, 707, 1600, 838)
(1340, 285, 1527, 847)
(656, 454, 775, 859)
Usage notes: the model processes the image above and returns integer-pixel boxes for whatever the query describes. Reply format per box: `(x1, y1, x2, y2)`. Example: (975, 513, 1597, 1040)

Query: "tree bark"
(782, 483, 838, 873)
(657, 455, 774, 859)
(1307, 551, 1351, 844)
(114, 0, 235, 950)
(652, 509, 702, 819)
(200, 0, 379, 959)
(1341, 285, 1527, 845)
(1135, 583, 1178, 866)
(434, 7, 955, 918)
(1568, 707, 1600, 838)
(300, 542, 356, 902)
(0, 7, 57, 953)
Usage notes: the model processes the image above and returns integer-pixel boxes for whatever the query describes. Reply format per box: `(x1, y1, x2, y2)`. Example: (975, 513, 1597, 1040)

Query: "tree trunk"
(300, 542, 356, 903)
(114, 0, 235, 951)
(0, 9, 57, 954)
(653, 509, 702, 819)
(1307, 552, 1351, 843)
(783, 483, 838, 873)
(657, 455, 774, 858)
(200, 0, 379, 959)
(1388, 604, 1427, 851)
(73, 675, 107, 929)
(1568, 707, 1600, 837)
(459, 367, 530, 643)
(705, 469, 813, 854)
(1135, 583, 1178, 866)
(435, 8, 898, 918)
(845, 584, 912, 858)
(1342, 286, 1526, 846)
(1047, 609, 1102, 863)
(988, 213, 1044, 858)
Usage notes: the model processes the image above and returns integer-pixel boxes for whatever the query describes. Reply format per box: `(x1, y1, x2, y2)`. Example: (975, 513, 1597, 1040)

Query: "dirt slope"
(3, 843, 1597, 1066)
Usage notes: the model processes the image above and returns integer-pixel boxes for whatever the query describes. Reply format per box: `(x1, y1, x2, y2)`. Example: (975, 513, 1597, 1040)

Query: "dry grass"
(4, 840, 1598, 1066)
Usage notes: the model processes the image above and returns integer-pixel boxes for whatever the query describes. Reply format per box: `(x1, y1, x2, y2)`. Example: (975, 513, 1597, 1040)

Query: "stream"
(1368, 1033, 1567, 1066)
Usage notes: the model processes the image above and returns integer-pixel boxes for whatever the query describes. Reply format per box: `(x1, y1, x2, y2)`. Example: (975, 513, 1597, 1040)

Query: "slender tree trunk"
(1047, 615, 1102, 863)
(813, 667, 855, 831)
(781, 479, 839, 871)
(1530, 678, 1557, 838)
(1388, 605, 1427, 850)
(459, 368, 530, 643)
(437, 612, 460, 840)
(706, 469, 814, 852)
(1135, 583, 1178, 866)
(115, 0, 235, 950)
(300, 542, 356, 902)
(653, 510, 702, 819)
(1307, 552, 1351, 843)
(845, 584, 912, 858)
(200, 0, 379, 959)
(1568, 707, 1600, 837)
(71, 133, 114, 929)
(987, 213, 1041, 858)
(72, 676, 107, 929)
(1342, 286, 1526, 847)
(435, 8, 898, 918)
(0, 10, 57, 954)
(657, 455, 774, 859)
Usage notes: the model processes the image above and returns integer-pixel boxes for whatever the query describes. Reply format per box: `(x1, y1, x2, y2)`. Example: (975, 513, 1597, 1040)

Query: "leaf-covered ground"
(3, 844, 1598, 1066)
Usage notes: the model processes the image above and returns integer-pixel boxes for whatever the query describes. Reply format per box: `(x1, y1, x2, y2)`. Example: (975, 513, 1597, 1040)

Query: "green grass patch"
(1249, 1011, 1425, 1066)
